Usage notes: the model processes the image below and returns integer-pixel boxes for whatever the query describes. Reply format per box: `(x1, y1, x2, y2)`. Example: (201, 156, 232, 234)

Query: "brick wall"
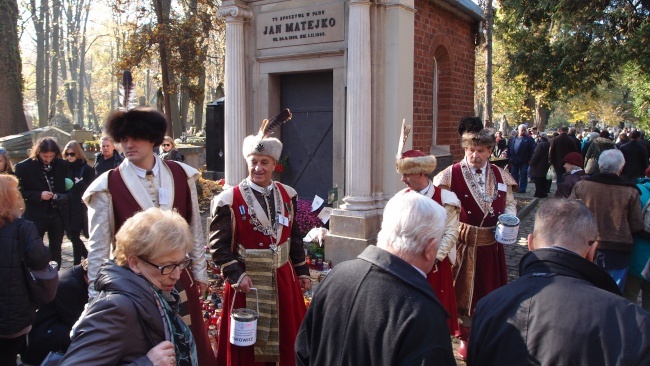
(413, 0, 478, 163)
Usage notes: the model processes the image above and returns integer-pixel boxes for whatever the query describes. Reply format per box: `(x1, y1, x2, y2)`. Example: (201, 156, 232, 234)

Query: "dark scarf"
(585, 172, 642, 194)
(69, 159, 85, 170)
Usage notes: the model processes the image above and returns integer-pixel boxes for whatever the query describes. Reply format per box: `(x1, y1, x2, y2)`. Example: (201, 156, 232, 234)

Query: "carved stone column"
(341, 0, 373, 211)
(218, 3, 252, 185)
(327, 0, 378, 266)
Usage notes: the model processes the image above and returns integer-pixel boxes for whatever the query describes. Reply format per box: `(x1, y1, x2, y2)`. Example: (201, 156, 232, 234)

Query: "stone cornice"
(379, 0, 415, 12)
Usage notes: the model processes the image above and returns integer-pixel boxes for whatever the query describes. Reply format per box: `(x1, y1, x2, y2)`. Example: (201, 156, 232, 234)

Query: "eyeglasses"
(138, 256, 192, 275)
(65, 152, 76, 157)
(0, 147, 6, 153)
(162, 144, 172, 147)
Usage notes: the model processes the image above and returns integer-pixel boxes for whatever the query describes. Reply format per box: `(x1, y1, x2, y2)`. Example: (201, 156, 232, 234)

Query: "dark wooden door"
(279, 72, 333, 201)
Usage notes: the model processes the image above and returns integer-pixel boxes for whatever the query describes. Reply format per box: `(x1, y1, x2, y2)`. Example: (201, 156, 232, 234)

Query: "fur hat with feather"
(104, 108, 167, 146)
(395, 119, 437, 175)
(105, 70, 167, 146)
(242, 109, 292, 161)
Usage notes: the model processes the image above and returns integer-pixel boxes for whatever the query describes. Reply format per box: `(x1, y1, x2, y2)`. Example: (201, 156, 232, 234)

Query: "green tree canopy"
(496, 0, 650, 101)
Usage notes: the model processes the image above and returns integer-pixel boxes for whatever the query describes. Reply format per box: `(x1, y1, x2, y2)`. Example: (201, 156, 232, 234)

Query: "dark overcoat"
(469, 248, 650, 366)
(14, 158, 68, 224)
(528, 138, 550, 178)
(295, 245, 456, 366)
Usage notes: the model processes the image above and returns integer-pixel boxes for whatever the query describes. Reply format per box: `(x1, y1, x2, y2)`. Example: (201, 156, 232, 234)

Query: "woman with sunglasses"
(61, 208, 197, 365)
(159, 136, 184, 162)
(0, 147, 14, 174)
(63, 141, 94, 264)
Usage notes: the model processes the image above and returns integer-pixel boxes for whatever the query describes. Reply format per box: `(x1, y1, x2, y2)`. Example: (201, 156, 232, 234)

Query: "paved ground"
(50, 181, 548, 365)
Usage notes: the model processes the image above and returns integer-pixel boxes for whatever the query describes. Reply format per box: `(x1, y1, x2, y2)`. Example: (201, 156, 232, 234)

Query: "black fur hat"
(457, 116, 484, 136)
(104, 108, 167, 146)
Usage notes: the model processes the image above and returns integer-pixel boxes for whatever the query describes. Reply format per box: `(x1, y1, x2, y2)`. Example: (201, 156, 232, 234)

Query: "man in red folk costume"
(209, 109, 311, 366)
(394, 121, 461, 337)
(433, 117, 517, 360)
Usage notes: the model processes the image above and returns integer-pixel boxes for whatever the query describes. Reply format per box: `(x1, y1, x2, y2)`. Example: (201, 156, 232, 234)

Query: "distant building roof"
(440, 0, 484, 21)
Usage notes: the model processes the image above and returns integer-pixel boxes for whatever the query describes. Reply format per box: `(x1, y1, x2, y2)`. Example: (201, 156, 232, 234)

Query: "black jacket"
(568, 133, 581, 150)
(65, 160, 94, 233)
(295, 245, 455, 366)
(528, 138, 550, 178)
(549, 133, 580, 167)
(14, 158, 69, 223)
(93, 150, 123, 177)
(22, 264, 88, 364)
(469, 248, 650, 366)
(584, 137, 616, 174)
(620, 140, 649, 182)
(0, 218, 51, 336)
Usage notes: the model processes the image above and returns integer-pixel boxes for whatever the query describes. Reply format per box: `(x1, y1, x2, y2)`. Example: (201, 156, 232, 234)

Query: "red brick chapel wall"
(413, 0, 478, 163)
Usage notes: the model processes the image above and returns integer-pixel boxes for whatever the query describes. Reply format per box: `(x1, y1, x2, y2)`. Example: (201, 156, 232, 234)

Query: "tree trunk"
(64, 0, 79, 119)
(84, 73, 100, 132)
(524, 95, 536, 126)
(180, 84, 190, 132)
(59, 21, 67, 81)
(535, 98, 550, 132)
(154, 0, 181, 137)
(484, 0, 493, 128)
(76, 2, 90, 127)
(44, 2, 50, 124)
(193, 71, 206, 131)
(0, 0, 29, 136)
(49, 0, 61, 121)
(31, 0, 47, 126)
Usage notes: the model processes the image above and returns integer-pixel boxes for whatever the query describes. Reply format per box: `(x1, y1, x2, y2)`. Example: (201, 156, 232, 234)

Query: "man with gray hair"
(295, 193, 456, 366)
(93, 135, 123, 177)
(468, 199, 650, 365)
(570, 149, 643, 289)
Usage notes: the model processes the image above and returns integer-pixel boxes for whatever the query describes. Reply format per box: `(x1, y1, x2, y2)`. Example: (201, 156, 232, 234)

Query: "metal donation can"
(229, 288, 259, 346)
(495, 214, 520, 245)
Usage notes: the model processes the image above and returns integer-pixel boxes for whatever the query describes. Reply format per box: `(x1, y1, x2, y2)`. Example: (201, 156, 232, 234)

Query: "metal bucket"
(229, 288, 259, 346)
(495, 214, 520, 245)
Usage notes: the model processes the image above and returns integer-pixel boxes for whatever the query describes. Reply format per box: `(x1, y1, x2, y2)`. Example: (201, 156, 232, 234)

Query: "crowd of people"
(500, 124, 650, 311)
(0, 110, 649, 366)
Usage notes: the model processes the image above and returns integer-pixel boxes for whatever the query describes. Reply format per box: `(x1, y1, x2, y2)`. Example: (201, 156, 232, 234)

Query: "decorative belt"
(236, 240, 291, 362)
(459, 223, 496, 246)
(238, 240, 290, 269)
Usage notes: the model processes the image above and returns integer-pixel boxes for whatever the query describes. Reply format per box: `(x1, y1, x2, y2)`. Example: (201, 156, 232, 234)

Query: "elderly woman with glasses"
(61, 208, 198, 366)
(63, 140, 94, 264)
(159, 136, 184, 162)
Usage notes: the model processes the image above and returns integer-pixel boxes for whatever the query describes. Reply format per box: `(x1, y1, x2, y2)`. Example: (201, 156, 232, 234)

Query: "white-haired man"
(395, 121, 461, 336)
(296, 193, 456, 366)
(570, 149, 643, 289)
(469, 199, 650, 365)
(209, 109, 310, 366)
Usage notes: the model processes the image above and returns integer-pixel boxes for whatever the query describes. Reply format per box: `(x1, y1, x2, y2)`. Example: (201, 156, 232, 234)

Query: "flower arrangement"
(275, 155, 289, 172)
(295, 198, 324, 238)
